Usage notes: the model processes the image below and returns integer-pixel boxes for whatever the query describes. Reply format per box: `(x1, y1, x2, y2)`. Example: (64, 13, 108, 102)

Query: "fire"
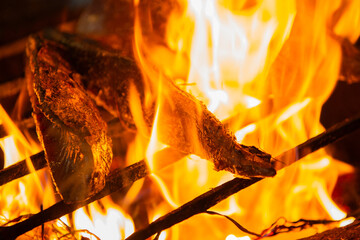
(172, 0, 295, 116)
(226, 235, 251, 240)
(1, 0, 359, 239)
(60, 198, 134, 239)
(0, 103, 135, 238)
(0, 105, 47, 225)
(132, 0, 360, 239)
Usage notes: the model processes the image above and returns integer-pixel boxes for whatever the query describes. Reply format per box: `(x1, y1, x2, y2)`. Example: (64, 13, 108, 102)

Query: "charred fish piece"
(41, 29, 275, 178)
(26, 35, 113, 203)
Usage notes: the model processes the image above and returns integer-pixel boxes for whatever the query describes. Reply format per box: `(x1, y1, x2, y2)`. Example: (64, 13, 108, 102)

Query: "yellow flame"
(300, 157, 330, 170)
(339, 217, 355, 227)
(275, 98, 311, 125)
(0, 105, 41, 166)
(244, 95, 261, 109)
(226, 234, 251, 240)
(71, 198, 134, 239)
(146, 104, 168, 172)
(0, 104, 53, 226)
(217, 196, 244, 216)
(1, 0, 358, 237)
(235, 124, 256, 142)
(1, 136, 21, 167)
(150, 174, 179, 208)
(174, 0, 296, 118)
(332, 0, 360, 43)
(315, 181, 346, 221)
(130, 0, 360, 238)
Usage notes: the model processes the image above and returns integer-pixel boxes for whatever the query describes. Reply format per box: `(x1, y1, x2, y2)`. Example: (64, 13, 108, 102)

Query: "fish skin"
(26, 35, 113, 203)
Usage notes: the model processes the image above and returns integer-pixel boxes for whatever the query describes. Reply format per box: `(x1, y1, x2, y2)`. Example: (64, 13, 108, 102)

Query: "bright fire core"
(1, 0, 360, 239)
(132, 0, 359, 239)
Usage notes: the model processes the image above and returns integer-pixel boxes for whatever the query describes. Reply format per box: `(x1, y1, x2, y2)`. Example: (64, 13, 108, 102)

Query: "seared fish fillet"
(26, 35, 113, 203)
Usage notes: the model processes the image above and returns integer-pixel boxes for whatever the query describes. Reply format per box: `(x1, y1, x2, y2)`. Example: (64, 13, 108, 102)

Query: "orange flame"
(0, 103, 135, 238)
(0, 105, 48, 225)
(60, 198, 134, 239)
(131, 0, 360, 239)
(1, 0, 360, 238)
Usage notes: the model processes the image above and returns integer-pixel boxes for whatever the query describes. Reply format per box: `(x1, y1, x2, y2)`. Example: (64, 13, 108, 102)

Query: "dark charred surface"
(300, 219, 360, 240)
(26, 34, 113, 203)
(0, 147, 4, 170)
(29, 30, 275, 178)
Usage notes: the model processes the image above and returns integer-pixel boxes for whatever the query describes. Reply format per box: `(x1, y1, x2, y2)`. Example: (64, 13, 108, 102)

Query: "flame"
(226, 235, 251, 240)
(132, 0, 360, 239)
(60, 198, 134, 239)
(0, 105, 48, 226)
(315, 181, 346, 221)
(339, 217, 355, 227)
(1, 0, 359, 238)
(0, 104, 135, 238)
